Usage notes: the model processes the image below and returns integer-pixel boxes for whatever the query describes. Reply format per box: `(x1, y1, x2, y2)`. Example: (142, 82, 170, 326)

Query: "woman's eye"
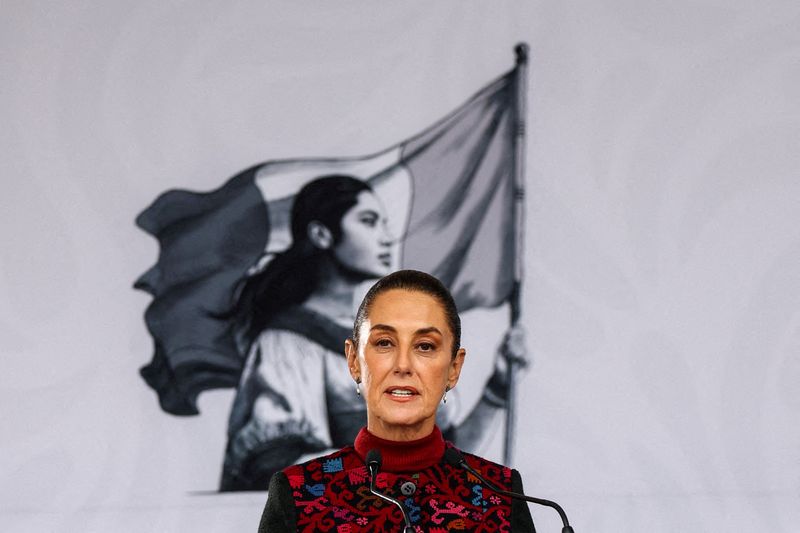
(376, 339, 393, 348)
(359, 215, 377, 227)
(417, 342, 435, 352)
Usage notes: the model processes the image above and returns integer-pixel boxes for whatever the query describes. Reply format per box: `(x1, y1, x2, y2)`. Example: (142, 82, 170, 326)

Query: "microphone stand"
(367, 450, 415, 533)
(445, 448, 574, 533)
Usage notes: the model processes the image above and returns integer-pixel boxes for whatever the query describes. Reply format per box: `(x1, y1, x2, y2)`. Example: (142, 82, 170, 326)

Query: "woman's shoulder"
(250, 328, 330, 364)
(282, 446, 363, 479)
(255, 306, 351, 354)
(255, 326, 325, 347)
(447, 444, 516, 490)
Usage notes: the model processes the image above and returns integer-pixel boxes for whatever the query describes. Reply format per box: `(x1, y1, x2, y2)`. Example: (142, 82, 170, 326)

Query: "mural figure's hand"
(482, 324, 529, 408)
(494, 323, 530, 379)
(499, 323, 529, 368)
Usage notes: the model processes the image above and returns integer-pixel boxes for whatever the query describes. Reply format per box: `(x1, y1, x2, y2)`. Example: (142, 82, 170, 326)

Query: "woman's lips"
(385, 387, 419, 401)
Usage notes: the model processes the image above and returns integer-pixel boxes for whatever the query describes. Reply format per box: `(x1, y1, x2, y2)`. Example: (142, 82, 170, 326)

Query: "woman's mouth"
(386, 387, 418, 400)
(378, 253, 392, 267)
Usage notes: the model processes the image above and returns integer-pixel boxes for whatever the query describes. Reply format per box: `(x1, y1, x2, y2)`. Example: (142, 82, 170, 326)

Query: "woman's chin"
(375, 405, 435, 433)
(367, 259, 393, 277)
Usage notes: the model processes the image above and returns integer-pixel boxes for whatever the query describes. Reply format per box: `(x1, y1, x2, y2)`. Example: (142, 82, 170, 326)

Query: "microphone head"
(366, 449, 382, 469)
(443, 447, 465, 467)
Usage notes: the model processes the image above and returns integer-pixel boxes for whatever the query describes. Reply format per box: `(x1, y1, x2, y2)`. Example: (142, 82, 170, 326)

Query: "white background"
(2, 1, 799, 531)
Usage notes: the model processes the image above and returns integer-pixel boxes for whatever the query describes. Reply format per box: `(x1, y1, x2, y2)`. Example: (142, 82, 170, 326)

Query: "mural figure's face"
(332, 191, 393, 278)
(346, 289, 465, 441)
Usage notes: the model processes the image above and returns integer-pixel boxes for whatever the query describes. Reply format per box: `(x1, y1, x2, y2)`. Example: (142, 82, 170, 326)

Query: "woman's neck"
(354, 425, 445, 472)
(303, 257, 364, 324)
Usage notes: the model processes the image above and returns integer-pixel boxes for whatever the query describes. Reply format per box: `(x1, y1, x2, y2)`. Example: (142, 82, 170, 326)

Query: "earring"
(355, 377, 362, 397)
(442, 385, 450, 404)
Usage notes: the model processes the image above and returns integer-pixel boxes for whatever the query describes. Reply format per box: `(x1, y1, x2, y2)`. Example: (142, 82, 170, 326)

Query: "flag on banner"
(135, 68, 522, 416)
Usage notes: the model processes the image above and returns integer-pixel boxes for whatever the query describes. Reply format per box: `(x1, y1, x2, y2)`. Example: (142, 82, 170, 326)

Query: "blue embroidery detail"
(306, 483, 325, 497)
(322, 458, 343, 473)
(471, 484, 483, 507)
(404, 497, 421, 523)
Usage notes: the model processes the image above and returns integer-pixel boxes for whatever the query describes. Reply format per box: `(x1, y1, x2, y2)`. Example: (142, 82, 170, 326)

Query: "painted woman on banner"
(219, 174, 524, 491)
(135, 64, 527, 491)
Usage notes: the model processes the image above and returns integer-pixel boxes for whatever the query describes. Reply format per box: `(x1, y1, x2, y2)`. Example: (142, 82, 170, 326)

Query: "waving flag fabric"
(135, 68, 522, 415)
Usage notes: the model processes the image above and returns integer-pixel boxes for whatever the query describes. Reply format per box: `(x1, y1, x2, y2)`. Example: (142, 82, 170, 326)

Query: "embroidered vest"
(284, 445, 514, 532)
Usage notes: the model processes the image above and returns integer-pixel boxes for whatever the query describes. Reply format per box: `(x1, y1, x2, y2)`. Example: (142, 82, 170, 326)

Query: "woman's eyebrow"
(414, 327, 442, 336)
(370, 325, 442, 336)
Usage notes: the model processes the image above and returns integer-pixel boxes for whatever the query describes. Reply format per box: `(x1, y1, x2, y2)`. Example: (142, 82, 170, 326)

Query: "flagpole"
(504, 42, 529, 466)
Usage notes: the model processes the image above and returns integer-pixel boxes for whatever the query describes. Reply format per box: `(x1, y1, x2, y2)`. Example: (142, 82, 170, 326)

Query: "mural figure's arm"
(449, 324, 528, 450)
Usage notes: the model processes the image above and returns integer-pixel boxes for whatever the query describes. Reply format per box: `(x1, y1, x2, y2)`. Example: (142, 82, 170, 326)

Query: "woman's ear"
(345, 338, 360, 380)
(307, 220, 334, 250)
(447, 347, 466, 389)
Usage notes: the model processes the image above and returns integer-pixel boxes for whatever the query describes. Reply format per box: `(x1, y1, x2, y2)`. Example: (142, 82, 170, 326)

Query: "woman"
(221, 175, 393, 491)
(223, 175, 521, 492)
(259, 270, 535, 532)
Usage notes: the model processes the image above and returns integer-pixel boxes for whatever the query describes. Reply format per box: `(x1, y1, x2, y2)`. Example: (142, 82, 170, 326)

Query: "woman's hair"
(233, 175, 372, 343)
(352, 269, 461, 358)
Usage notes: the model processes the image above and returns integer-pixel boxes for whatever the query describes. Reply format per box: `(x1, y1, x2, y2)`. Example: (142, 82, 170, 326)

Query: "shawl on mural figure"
(135, 66, 523, 417)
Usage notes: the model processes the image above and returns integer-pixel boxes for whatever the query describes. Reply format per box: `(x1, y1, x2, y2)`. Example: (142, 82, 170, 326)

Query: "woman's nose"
(379, 222, 395, 246)
(393, 347, 413, 375)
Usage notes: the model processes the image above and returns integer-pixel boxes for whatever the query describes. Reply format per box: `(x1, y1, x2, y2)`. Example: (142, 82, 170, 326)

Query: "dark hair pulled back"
(353, 269, 461, 358)
(234, 175, 372, 343)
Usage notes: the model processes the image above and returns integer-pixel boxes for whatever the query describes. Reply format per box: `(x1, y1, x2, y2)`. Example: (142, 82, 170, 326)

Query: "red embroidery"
(285, 446, 513, 532)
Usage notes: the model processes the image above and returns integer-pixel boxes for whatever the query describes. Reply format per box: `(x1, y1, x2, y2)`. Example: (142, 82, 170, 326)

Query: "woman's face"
(332, 191, 393, 278)
(346, 289, 466, 441)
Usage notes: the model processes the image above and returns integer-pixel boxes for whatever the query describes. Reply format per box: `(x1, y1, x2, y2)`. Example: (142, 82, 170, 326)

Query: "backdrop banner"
(2, 2, 799, 532)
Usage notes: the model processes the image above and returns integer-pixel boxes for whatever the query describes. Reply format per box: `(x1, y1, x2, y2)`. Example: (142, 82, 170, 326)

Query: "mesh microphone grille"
(443, 447, 464, 467)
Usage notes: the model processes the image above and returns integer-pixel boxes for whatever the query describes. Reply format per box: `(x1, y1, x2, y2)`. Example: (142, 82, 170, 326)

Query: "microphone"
(366, 449, 415, 533)
(444, 448, 575, 533)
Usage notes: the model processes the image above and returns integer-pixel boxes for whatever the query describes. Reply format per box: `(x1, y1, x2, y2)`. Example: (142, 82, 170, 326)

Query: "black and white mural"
(3, 2, 800, 532)
(134, 62, 528, 491)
